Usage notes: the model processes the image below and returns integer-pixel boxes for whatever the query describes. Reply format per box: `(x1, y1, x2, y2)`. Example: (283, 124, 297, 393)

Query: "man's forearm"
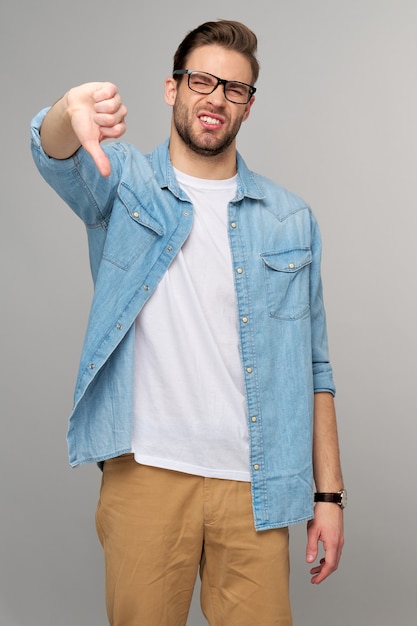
(40, 93, 82, 160)
(312, 392, 344, 491)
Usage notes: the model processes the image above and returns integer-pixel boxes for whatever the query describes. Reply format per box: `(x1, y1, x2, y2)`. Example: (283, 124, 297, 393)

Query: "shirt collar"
(146, 139, 265, 203)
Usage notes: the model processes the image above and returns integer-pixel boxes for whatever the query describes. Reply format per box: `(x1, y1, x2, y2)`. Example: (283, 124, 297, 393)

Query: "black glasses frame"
(173, 69, 256, 104)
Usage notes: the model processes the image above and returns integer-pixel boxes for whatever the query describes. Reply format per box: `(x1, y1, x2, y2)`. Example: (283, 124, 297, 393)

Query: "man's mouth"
(199, 115, 221, 126)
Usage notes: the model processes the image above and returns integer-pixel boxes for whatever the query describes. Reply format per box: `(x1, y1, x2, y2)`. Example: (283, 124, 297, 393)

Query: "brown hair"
(173, 19, 260, 84)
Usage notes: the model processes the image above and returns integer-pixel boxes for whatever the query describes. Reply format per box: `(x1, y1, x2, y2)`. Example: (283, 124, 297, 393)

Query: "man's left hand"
(306, 502, 344, 584)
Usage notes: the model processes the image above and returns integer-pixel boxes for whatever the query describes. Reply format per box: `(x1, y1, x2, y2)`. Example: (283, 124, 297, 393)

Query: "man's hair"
(173, 19, 260, 84)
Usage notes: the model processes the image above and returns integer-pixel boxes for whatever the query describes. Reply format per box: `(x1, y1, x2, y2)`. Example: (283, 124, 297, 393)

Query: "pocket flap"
(118, 182, 164, 236)
(261, 248, 312, 273)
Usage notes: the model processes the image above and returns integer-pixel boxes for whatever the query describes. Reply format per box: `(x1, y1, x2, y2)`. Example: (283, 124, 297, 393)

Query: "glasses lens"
(189, 72, 217, 93)
(224, 82, 251, 104)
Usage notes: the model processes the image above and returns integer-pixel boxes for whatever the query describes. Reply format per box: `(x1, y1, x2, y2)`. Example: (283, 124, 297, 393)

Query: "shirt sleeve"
(30, 107, 125, 227)
(309, 213, 336, 396)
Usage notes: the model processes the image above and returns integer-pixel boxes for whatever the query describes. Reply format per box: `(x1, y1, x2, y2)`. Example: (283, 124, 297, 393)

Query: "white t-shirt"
(131, 169, 250, 481)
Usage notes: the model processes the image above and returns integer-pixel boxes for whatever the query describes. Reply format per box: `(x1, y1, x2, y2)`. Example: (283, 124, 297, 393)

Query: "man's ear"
(164, 77, 177, 106)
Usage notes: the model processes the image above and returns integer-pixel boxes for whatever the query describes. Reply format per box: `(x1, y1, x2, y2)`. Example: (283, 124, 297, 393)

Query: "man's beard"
(173, 99, 243, 158)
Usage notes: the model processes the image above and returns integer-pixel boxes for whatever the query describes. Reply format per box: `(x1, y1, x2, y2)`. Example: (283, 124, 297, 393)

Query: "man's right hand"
(40, 82, 128, 177)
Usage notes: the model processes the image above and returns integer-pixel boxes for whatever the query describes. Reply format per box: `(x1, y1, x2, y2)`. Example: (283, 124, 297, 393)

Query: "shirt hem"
(133, 453, 251, 482)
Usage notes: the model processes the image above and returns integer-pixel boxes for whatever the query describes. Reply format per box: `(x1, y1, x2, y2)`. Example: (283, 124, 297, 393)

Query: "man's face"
(168, 45, 255, 158)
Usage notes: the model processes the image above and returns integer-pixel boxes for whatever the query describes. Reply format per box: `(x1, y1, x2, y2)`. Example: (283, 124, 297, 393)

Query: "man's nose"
(206, 83, 227, 105)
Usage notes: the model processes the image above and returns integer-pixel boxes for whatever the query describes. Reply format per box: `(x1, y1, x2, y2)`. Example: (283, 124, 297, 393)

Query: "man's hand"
(66, 82, 127, 176)
(40, 82, 128, 177)
(306, 502, 344, 584)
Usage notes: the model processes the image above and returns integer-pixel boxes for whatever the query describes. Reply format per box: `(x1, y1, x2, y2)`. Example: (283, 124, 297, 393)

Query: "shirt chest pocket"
(101, 193, 163, 271)
(260, 248, 312, 321)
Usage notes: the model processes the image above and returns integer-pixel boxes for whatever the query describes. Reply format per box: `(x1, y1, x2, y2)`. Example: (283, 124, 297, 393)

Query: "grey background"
(1, 0, 416, 624)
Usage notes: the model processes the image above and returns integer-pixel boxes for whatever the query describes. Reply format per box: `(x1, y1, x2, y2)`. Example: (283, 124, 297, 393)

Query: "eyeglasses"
(173, 70, 256, 104)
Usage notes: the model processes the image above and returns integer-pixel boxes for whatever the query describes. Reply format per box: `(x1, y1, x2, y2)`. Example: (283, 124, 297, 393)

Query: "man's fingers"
(306, 521, 319, 563)
(309, 556, 338, 584)
(94, 93, 124, 115)
(92, 82, 119, 105)
(308, 539, 341, 584)
(94, 112, 127, 131)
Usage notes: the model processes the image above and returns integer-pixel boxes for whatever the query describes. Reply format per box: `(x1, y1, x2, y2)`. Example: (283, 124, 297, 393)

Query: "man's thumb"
(84, 141, 111, 177)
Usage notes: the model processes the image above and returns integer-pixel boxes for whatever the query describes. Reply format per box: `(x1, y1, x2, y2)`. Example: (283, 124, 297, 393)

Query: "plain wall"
(1, 1, 416, 624)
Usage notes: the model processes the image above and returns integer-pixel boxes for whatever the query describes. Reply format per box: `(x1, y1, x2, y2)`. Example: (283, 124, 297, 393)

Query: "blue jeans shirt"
(31, 108, 335, 530)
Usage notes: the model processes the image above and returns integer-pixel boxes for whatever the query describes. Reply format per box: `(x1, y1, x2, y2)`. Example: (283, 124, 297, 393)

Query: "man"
(31, 19, 344, 626)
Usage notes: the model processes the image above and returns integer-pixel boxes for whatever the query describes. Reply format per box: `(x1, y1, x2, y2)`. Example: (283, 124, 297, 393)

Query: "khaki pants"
(96, 454, 292, 626)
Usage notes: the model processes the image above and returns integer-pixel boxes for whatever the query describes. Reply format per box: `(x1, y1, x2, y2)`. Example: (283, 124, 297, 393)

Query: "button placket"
(228, 204, 265, 491)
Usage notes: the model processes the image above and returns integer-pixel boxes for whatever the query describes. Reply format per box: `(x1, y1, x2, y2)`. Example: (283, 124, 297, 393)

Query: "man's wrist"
(314, 489, 347, 509)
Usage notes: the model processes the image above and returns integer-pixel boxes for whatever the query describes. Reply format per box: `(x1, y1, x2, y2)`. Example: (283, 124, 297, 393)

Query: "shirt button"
(251, 416, 257, 423)
(133, 211, 139, 218)
(242, 316, 248, 323)
(289, 263, 295, 269)
(183, 211, 190, 216)
(246, 367, 253, 374)
(167, 246, 173, 252)
(116, 323, 122, 330)
(253, 464, 260, 471)
(144, 285, 150, 291)
(236, 267, 243, 274)
(89, 363, 95, 370)
(231, 222, 237, 228)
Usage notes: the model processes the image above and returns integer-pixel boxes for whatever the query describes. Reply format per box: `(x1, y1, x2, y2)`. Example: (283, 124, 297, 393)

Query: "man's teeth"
(200, 116, 220, 124)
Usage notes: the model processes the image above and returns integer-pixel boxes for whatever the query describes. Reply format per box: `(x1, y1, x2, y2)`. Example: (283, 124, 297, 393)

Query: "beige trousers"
(96, 454, 292, 626)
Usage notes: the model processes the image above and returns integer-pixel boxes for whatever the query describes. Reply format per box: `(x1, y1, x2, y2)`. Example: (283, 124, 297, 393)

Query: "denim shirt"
(31, 108, 335, 530)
